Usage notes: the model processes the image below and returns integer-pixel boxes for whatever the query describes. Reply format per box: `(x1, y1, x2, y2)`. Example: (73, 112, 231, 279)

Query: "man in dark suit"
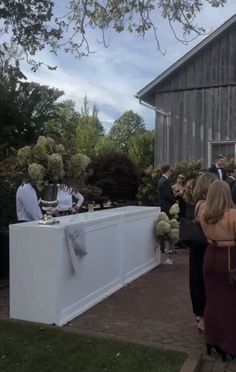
(157, 164, 176, 256)
(208, 155, 227, 181)
(157, 164, 176, 216)
(225, 168, 236, 190)
(231, 182, 236, 204)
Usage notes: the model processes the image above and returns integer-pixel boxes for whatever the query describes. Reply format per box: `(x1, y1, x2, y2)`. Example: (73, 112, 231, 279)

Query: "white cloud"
(22, 0, 236, 132)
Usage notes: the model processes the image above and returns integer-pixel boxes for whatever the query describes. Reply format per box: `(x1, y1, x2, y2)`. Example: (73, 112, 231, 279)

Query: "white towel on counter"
(65, 223, 87, 274)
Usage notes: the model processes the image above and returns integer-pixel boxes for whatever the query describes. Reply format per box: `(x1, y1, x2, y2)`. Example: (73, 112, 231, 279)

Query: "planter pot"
(0, 230, 9, 278)
(41, 184, 58, 201)
(39, 184, 59, 225)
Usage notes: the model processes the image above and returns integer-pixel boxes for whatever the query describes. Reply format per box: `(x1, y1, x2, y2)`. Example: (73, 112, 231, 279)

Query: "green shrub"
(0, 157, 22, 230)
(171, 159, 202, 182)
(137, 160, 202, 206)
(137, 165, 162, 206)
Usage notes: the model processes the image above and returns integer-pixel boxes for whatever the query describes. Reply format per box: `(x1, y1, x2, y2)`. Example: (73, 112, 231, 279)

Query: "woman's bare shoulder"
(196, 200, 206, 213)
(228, 208, 236, 217)
(195, 200, 206, 222)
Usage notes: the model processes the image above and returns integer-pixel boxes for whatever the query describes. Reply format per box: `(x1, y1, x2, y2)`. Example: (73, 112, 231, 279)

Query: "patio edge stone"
(180, 351, 202, 372)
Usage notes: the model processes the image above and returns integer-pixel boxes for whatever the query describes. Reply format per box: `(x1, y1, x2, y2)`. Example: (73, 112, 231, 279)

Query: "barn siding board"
(169, 93, 174, 165)
(228, 30, 236, 82)
(157, 113, 162, 163)
(230, 86, 236, 139)
(222, 35, 229, 84)
(220, 87, 229, 140)
(185, 91, 192, 159)
(177, 92, 183, 162)
(214, 88, 221, 140)
(203, 89, 211, 165)
(154, 111, 158, 165)
(186, 91, 192, 160)
(211, 40, 219, 85)
(169, 92, 174, 164)
(206, 47, 213, 85)
(182, 92, 188, 160)
(198, 90, 205, 159)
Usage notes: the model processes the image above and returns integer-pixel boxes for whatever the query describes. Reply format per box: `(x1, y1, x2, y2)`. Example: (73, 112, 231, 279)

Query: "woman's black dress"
(186, 202, 207, 317)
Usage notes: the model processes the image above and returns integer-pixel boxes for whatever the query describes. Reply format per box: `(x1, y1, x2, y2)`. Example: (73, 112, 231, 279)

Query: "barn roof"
(136, 13, 236, 106)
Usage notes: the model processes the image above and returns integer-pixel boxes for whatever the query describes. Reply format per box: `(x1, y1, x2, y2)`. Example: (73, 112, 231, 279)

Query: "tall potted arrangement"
(155, 203, 180, 264)
(17, 136, 91, 223)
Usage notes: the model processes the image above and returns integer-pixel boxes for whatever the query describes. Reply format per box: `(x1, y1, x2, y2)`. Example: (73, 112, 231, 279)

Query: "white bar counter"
(10, 206, 160, 326)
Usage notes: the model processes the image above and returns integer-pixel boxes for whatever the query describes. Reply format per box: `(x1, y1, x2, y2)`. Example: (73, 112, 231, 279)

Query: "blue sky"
(23, 1, 236, 132)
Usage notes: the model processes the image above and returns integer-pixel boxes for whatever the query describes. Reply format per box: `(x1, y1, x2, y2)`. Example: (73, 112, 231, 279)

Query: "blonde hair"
(203, 180, 234, 224)
(193, 172, 216, 202)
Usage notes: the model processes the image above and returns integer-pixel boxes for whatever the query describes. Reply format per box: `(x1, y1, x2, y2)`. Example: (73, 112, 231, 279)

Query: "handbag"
(227, 245, 236, 284)
(179, 200, 208, 248)
(179, 217, 208, 248)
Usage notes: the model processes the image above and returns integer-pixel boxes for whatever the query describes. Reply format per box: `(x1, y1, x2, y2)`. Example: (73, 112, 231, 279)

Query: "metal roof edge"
(136, 13, 236, 99)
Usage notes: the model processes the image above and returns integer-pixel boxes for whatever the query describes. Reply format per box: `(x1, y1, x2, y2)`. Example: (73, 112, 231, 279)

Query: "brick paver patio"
(1, 249, 236, 371)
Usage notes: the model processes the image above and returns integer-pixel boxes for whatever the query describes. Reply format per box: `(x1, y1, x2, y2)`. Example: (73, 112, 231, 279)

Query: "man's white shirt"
(216, 165, 223, 180)
(57, 187, 84, 212)
(16, 183, 42, 222)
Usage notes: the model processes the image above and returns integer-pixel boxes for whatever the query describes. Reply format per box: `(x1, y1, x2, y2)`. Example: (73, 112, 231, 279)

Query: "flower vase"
(38, 184, 60, 225)
(163, 240, 175, 265)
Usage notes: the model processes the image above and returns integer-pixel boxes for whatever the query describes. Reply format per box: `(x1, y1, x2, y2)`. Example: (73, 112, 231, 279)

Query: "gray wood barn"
(136, 14, 236, 168)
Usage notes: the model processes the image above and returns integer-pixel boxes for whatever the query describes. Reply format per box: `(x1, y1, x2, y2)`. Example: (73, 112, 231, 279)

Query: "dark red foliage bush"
(88, 153, 141, 201)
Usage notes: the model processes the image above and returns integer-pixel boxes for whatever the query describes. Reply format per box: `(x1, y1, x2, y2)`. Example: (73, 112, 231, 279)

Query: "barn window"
(210, 142, 236, 163)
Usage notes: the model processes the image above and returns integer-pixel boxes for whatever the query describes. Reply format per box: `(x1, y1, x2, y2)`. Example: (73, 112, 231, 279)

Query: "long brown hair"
(183, 178, 196, 205)
(193, 172, 217, 202)
(203, 180, 234, 224)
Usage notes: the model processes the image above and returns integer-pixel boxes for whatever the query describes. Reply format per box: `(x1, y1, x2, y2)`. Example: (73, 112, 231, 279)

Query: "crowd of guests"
(157, 155, 236, 361)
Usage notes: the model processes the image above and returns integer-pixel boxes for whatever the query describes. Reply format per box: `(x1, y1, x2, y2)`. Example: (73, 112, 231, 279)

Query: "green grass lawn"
(0, 320, 186, 372)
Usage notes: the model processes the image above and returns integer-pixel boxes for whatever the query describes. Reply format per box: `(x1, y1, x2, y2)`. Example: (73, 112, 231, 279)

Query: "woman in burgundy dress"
(200, 180, 236, 361)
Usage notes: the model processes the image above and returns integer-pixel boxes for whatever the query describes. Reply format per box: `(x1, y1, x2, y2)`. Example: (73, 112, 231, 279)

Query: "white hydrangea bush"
(169, 203, 180, 219)
(17, 136, 91, 190)
(155, 204, 180, 243)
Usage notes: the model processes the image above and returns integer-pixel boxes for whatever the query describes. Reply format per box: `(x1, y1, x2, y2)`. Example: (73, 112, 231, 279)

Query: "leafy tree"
(128, 130, 155, 169)
(43, 100, 80, 154)
(76, 97, 104, 157)
(0, 0, 226, 68)
(95, 136, 118, 155)
(108, 110, 146, 153)
(0, 59, 63, 158)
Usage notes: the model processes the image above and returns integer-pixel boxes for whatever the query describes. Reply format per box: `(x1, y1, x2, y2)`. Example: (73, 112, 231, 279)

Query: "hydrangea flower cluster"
(155, 203, 180, 243)
(17, 136, 91, 190)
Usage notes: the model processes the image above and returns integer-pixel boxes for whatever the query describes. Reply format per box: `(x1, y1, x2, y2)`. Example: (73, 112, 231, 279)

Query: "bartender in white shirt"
(56, 185, 84, 216)
(16, 182, 43, 222)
